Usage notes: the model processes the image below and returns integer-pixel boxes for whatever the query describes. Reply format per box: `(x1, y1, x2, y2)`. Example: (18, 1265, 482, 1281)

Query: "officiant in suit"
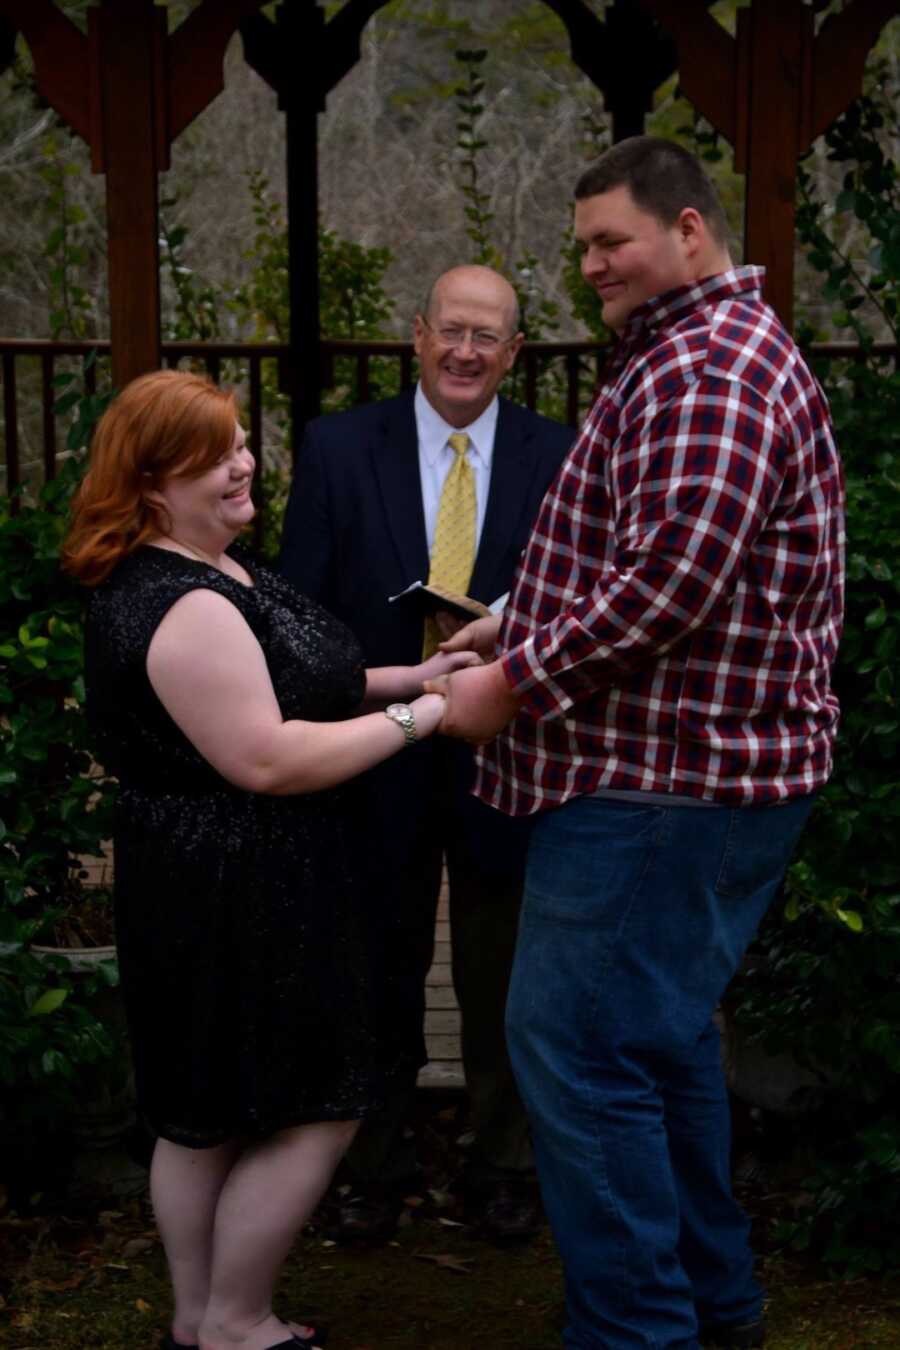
(279, 265, 572, 1243)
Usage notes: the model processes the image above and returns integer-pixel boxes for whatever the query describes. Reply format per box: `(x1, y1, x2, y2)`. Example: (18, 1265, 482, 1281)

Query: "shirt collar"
(414, 383, 498, 470)
(618, 266, 766, 347)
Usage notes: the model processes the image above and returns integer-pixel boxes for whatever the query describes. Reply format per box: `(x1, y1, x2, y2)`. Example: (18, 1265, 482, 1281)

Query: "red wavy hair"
(63, 370, 239, 586)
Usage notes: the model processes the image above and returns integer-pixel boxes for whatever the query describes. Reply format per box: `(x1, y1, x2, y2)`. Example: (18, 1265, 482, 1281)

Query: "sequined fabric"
(85, 545, 382, 1147)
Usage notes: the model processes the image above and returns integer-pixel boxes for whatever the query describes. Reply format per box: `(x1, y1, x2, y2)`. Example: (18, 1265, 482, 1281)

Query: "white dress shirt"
(414, 383, 498, 555)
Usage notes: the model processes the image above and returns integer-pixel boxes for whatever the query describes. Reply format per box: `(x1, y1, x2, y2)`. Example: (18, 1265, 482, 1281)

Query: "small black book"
(388, 580, 491, 622)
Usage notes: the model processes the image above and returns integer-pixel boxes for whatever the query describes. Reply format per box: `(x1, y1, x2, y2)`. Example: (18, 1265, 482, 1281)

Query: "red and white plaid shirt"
(475, 267, 845, 814)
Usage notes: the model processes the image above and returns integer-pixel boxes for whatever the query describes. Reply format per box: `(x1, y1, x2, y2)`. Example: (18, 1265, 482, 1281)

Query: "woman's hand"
(414, 648, 483, 687)
(438, 612, 502, 660)
(364, 651, 481, 705)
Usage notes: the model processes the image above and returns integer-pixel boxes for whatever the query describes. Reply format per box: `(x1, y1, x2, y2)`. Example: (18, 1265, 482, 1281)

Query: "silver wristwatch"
(384, 702, 417, 748)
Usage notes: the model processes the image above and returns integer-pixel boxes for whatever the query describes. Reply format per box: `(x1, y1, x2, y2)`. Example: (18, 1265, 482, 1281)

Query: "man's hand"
(424, 660, 521, 744)
(438, 612, 502, 660)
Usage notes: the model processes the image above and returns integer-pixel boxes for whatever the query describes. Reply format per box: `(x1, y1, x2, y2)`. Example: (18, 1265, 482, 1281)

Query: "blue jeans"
(506, 794, 814, 1350)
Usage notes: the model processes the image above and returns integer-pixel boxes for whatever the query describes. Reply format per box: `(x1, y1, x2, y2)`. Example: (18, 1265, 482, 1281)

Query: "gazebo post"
(241, 0, 326, 448)
(241, 0, 392, 454)
(89, 0, 165, 390)
(733, 0, 811, 331)
(281, 1, 325, 440)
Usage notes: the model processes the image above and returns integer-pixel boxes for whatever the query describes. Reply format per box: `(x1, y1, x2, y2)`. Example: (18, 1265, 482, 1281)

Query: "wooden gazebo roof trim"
(0, 0, 897, 434)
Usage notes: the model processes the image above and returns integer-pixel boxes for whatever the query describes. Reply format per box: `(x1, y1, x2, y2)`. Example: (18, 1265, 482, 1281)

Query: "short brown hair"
(575, 136, 730, 246)
(63, 370, 238, 586)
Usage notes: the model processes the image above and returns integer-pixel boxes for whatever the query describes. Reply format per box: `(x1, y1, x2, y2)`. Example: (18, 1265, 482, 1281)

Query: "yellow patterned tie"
(422, 431, 476, 658)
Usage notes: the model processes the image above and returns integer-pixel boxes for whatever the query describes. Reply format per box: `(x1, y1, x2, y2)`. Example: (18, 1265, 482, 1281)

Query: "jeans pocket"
(522, 800, 665, 930)
(714, 799, 814, 899)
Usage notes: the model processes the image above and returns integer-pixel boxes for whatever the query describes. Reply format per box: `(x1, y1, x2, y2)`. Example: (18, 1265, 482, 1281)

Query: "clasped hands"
(422, 612, 521, 745)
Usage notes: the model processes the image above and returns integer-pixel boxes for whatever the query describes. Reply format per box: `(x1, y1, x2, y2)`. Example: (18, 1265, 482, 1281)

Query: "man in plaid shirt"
(428, 138, 844, 1349)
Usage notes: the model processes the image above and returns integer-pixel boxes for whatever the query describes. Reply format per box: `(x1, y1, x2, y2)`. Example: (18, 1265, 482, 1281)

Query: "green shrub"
(735, 72, 900, 1272)
(0, 367, 119, 1154)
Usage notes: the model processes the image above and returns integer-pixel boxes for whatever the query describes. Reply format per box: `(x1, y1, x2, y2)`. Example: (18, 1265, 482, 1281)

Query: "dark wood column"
(89, 0, 164, 389)
(243, 2, 326, 438)
(734, 0, 808, 327)
(242, 0, 391, 450)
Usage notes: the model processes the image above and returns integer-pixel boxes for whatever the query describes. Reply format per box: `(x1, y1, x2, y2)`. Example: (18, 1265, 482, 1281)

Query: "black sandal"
(292, 1329, 329, 1348)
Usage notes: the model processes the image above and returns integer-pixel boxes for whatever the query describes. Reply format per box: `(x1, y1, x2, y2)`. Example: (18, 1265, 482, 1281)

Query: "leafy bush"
(734, 73, 900, 1272)
(230, 169, 398, 428)
(0, 453, 114, 943)
(0, 945, 117, 1123)
(0, 366, 120, 1158)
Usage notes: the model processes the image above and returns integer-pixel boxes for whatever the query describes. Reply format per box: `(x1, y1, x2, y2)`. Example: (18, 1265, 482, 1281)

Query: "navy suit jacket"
(279, 389, 572, 864)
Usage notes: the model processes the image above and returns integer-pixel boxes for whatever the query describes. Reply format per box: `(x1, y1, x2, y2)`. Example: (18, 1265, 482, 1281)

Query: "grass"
(5, 1206, 900, 1349)
(3, 1096, 900, 1349)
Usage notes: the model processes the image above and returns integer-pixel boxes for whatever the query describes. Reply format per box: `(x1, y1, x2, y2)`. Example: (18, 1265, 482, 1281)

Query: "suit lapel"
(370, 394, 431, 585)
(469, 398, 535, 604)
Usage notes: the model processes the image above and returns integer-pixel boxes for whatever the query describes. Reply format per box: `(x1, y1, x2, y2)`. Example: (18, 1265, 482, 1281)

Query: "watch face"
(386, 703, 410, 719)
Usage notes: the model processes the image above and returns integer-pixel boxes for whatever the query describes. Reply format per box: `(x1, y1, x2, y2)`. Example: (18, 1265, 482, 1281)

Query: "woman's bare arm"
(146, 589, 443, 795)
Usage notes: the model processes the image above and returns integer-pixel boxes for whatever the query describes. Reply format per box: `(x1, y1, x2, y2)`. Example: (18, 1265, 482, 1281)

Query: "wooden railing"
(0, 337, 609, 504)
(2, 336, 897, 504)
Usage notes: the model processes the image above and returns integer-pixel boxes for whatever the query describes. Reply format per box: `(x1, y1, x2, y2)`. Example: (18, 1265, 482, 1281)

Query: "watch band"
(384, 702, 417, 748)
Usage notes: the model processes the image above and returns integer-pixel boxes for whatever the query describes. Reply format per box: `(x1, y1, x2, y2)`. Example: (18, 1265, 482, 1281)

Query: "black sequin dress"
(85, 545, 382, 1147)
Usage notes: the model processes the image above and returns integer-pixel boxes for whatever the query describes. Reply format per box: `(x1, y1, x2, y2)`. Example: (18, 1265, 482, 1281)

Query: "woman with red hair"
(64, 370, 473, 1350)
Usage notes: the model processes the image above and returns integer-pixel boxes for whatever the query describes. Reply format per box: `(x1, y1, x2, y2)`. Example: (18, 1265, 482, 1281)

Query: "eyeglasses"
(421, 317, 515, 353)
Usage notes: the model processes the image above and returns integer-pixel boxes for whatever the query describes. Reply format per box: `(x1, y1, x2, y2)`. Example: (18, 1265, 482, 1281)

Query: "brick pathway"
(420, 876, 463, 1088)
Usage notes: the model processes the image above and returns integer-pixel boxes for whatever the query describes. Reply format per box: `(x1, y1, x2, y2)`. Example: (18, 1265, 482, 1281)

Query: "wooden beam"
(242, 0, 391, 109)
(167, 0, 269, 142)
(0, 0, 90, 141)
(90, 0, 162, 387)
(540, 0, 617, 88)
(543, 0, 674, 94)
(635, 0, 736, 145)
(240, 10, 287, 101)
(542, 0, 678, 142)
(318, 0, 390, 95)
(810, 0, 900, 143)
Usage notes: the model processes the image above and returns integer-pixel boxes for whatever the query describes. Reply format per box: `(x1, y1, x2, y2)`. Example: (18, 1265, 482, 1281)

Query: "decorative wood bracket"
(0, 0, 90, 141)
(240, 0, 390, 109)
(167, 0, 269, 143)
(0, 0, 270, 170)
(634, 0, 735, 143)
(635, 0, 898, 326)
(542, 0, 677, 116)
(637, 0, 898, 168)
(810, 0, 899, 143)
